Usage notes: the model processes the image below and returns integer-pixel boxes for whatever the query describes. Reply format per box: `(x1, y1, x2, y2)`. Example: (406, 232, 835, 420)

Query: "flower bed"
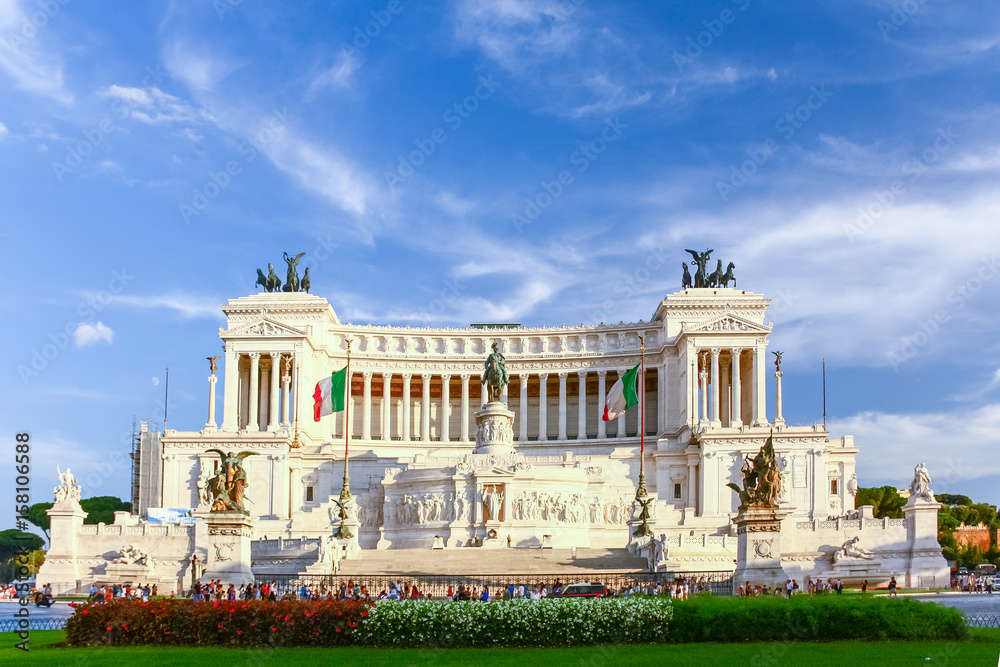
(357, 597, 674, 647)
(65, 598, 370, 647)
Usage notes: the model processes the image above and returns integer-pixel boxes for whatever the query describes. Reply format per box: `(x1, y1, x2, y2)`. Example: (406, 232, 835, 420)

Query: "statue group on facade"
(683, 248, 736, 289)
(726, 435, 782, 512)
(832, 536, 875, 563)
(206, 450, 256, 514)
(112, 543, 152, 568)
(255, 252, 310, 293)
(54, 467, 81, 504)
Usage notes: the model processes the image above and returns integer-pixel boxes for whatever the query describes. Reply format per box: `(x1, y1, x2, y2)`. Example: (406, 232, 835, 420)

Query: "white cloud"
(832, 403, 1000, 492)
(0, 0, 72, 103)
(307, 50, 362, 98)
(0, 121, 8, 140)
(453, 0, 582, 72)
(105, 293, 222, 319)
(74, 321, 114, 347)
(163, 41, 242, 93)
(101, 85, 213, 125)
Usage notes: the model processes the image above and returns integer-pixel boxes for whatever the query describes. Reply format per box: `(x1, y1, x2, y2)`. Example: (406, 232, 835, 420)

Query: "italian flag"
(313, 367, 348, 421)
(603, 362, 641, 421)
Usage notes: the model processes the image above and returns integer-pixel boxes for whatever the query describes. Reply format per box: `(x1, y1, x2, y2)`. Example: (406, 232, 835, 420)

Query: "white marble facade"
(41, 285, 947, 591)
(148, 288, 858, 543)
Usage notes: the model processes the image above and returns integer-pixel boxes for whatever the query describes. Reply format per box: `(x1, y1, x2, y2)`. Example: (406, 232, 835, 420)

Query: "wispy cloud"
(307, 50, 361, 98)
(103, 292, 223, 319)
(102, 85, 213, 125)
(0, 0, 72, 103)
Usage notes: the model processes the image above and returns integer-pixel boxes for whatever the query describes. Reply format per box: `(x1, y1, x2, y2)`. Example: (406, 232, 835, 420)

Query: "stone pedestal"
(197, 512, 255, 586)
(473, 402, 516, 455)
(37, 500, 88, 595)
(732, 507, 791, 590)
(432, 535, 445, 550)
(902, 498, 950, 589)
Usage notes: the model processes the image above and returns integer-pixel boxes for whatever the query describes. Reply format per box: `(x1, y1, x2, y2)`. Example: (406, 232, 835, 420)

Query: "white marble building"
(39, 284, 949, 592)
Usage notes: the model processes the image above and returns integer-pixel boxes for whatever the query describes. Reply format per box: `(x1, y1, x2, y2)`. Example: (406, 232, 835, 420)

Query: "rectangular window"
(674, 483, 682, 499)
(830, 479, 838, 495)
(306, 486, 314, 502)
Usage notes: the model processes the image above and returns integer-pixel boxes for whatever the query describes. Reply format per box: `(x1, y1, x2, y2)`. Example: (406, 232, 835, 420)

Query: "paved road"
(0, 600, 75, 621)
(909, 593, 1000, 616)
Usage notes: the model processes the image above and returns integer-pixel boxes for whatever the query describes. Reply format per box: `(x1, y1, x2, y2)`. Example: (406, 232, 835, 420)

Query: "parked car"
(958, 567, 968, 575)
(991, 576, 1000, 593)
(558, 583, 608, 598)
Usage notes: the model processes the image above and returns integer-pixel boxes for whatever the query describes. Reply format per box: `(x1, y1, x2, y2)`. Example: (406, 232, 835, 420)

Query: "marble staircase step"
(335, 547, 647, 575)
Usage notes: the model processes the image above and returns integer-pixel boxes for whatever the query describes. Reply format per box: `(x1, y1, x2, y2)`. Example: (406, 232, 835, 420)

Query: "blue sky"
(2, 0, 999, 521)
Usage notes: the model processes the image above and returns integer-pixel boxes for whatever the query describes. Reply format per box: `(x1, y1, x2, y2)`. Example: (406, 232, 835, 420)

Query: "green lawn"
(3, 630, 999, 666)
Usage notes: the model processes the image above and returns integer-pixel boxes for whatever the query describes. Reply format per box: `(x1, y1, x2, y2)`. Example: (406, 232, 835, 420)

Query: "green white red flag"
(603, 362, 640, 421)
(313, 367, 348, 421)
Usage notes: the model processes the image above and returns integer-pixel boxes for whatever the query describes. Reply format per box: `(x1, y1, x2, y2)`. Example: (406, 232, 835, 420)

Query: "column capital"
(710, 347, 721, 357)
(577, 370, 587, 379)
(248, 352, 261, 361)
(269, 351, 282, 359)
(460, 373, 470, 382)
(538, 372, 549, 381)
(597, 369, 607, 378)
(440, 373, 452, 382)
(402, 372, 413, 380)
(558, 371, 568, 380)
(363, 370, 374, 380)
(518, 372, 530, 380)
(421, 373, 432, 381)
(730, 347, 743, 355)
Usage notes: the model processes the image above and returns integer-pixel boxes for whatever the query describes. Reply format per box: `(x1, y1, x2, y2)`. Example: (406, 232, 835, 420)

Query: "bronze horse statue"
(720, 262, 735, 288)
(708, 260, 725, 288)
(482, 342, 509, 403)
(681, 263, 692, 289)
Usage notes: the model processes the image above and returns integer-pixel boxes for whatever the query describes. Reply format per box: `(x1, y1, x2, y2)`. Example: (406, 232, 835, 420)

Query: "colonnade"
(686, 345, 767, 429)
(220, 351, 661, 442)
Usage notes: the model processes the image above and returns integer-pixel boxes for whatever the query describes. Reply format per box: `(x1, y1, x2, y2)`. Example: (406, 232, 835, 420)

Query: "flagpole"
(634, 335, 652, 537)
(335, 339, 353, 539)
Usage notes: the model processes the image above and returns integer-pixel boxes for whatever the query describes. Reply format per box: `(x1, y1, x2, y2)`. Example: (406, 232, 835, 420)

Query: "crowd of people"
(178, 576, 721, 602)
(88, 582, 158, 603)
(954, 573, 995, 593)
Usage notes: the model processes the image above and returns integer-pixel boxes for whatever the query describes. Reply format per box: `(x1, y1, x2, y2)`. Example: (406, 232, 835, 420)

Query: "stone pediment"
(220, 316, 307, 339)
(682, 313, 772, 335)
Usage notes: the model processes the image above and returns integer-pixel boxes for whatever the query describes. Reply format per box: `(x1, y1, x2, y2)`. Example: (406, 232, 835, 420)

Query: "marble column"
(774, 370, 785, 426)
(688, 349, 697, 427)
(206, 374, 218, 430)
(247, 352, 260, 431)
(699, 352, 709, 426)
(687, 459, 698, 512)
(421, 373, 431, 442)
(710, 348, 721, 427)
(538, 373, 549, 441)
(280, 365, 291, 427)
(382, 372, 392, 440)
(259, 367, 270, 428)
(753, 344, 768, 427)
(268, 353, 281, 430)
(440, 374, 451, 443)
(657, 361, 667, 434)
(597, 371, 607, 438)
(402, 373, 412, 441)
(518, 374, 529, 441)
(730, 348, 743, 428)
(289, 353, 298, 428)
(362, 371, 373, 440)
(460, 374, 470, 441)
(557, 372, 568, 440)
(617, 369, 627, 439)
(221, 345, 239, 431)
(577, 371, 587, 439)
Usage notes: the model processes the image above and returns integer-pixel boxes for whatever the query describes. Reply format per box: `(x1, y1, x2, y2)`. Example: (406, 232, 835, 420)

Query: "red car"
(558, 583, 608, 598)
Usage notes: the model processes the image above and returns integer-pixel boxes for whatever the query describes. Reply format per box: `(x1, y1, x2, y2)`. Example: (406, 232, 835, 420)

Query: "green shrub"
(357, 597, 673, 647)
(669, 595, 967, 643)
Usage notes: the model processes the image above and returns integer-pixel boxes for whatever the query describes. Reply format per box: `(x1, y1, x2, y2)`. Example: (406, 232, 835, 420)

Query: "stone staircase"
(336, 547, 648, 575)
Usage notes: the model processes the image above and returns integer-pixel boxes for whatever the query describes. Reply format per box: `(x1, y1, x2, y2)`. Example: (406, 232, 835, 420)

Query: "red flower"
(335, 628, 341, 633)
(337, 611, 343, 616)
(82, 610, 88, 615)
(237, 630, 243, 635)
(271, 627, 277, 632)
(284, 615, 290, 620)
(362, 611, 368, 617)
(218, 623, 224, 629)
(106, 626, 112, 631)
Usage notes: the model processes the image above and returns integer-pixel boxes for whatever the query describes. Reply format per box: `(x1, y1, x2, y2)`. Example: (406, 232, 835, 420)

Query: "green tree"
(0, 529, 45, 582)
(855, 486, 906, 518)
(23, 502, 52, 541)
(79, 496, 132, 525)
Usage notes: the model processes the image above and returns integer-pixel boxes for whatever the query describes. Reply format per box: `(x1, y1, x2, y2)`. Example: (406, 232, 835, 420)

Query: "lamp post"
(334, 339, 354, 539)
(633, 335, 654, 538)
